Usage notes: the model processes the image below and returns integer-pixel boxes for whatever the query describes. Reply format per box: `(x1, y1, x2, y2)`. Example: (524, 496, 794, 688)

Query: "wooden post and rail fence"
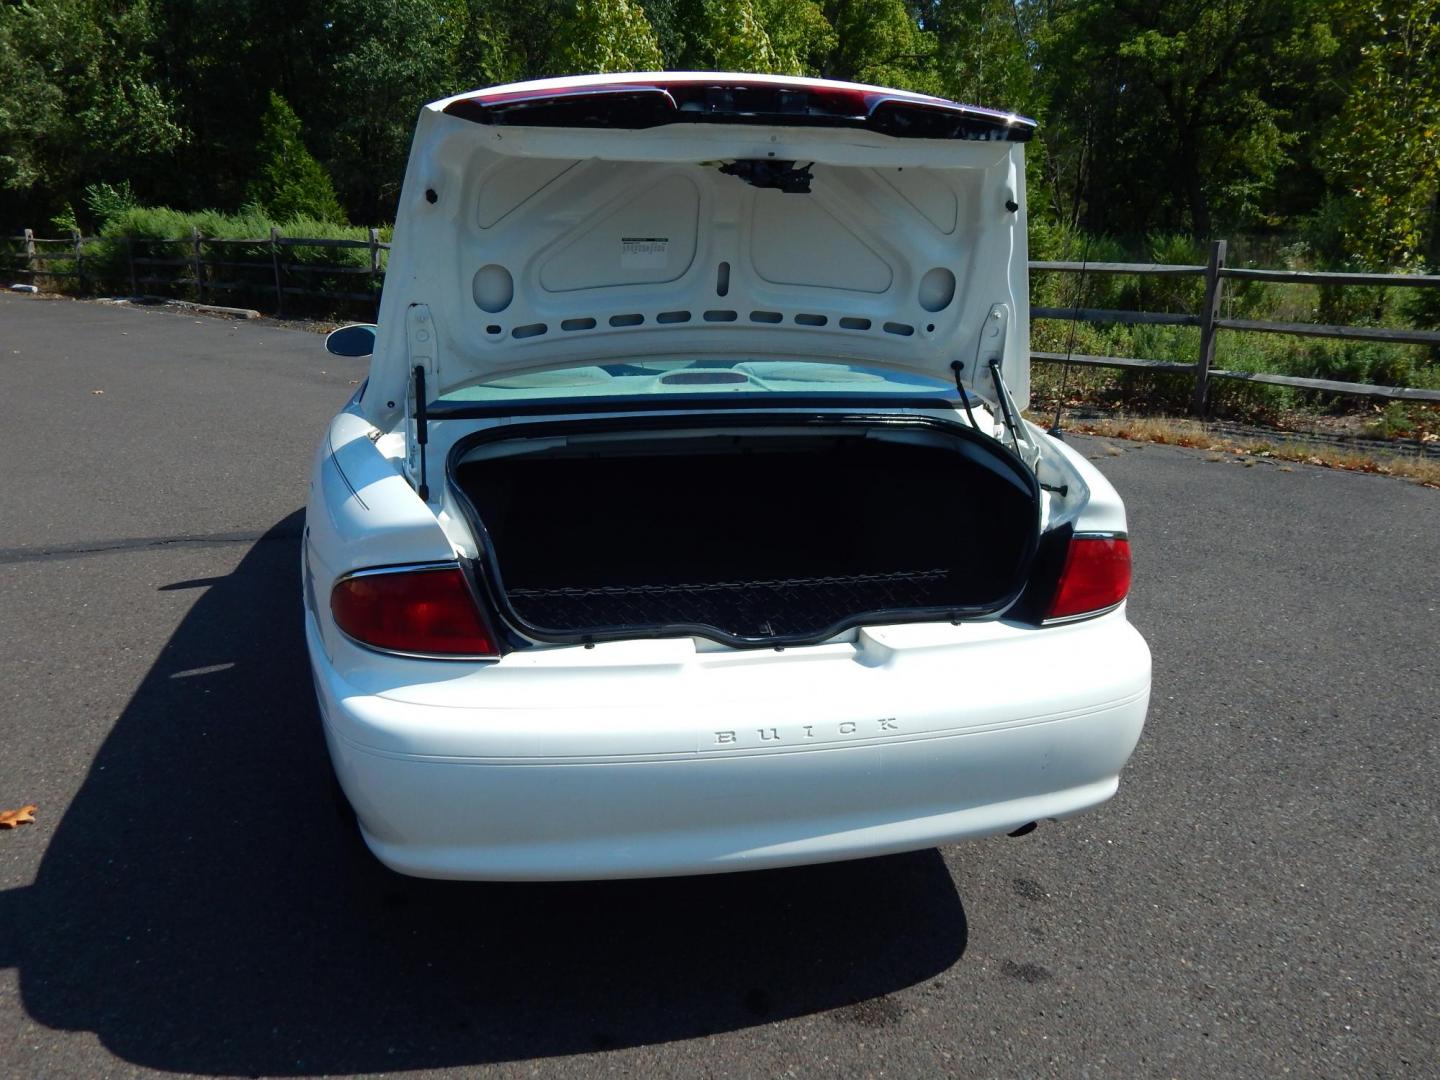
(1031, 240, 1440, 411)
(7, 231, 1440, 413)
(6, 227, 390, 320)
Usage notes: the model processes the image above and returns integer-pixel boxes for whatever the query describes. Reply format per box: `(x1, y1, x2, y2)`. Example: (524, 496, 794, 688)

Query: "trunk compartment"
(451, 417, 1039, 646)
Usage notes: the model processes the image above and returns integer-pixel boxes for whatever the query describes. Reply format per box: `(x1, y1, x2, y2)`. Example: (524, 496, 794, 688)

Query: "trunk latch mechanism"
(718, 159, 813, 193)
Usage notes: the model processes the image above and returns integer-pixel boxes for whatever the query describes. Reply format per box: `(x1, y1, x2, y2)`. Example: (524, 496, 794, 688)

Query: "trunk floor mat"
(506, 568, 955, 638)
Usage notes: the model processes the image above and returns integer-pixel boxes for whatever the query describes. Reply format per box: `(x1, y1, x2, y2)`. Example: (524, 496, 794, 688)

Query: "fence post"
(1190, 239, 1227, 417)
(72, 229, 84, 293)
(270, 227, 284, 316)
(126, 236, 138, 297)
(24, 228, 35, 279)
(190, 225, 204, 302)
(368, 227, 381, 316)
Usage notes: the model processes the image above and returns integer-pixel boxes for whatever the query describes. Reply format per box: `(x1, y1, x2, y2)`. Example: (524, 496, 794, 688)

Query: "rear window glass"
(436, 359, 954, 403)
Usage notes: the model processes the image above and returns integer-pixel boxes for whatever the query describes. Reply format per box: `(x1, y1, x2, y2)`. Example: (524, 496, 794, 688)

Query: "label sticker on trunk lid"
(621, 236, 669, 268)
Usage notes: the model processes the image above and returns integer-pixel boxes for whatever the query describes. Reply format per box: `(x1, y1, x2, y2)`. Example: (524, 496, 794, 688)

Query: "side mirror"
(325, 323, 377, 357)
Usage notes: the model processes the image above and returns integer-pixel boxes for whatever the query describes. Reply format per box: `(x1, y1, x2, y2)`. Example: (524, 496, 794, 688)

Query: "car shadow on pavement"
(1, 511, 968, 1075)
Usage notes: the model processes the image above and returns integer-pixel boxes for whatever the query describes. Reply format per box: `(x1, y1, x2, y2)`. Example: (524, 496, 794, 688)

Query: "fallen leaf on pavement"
(0, 804, 38, 828)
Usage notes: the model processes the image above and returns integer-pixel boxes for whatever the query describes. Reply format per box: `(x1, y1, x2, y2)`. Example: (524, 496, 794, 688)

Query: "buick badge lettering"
(711, 719, 900, 748)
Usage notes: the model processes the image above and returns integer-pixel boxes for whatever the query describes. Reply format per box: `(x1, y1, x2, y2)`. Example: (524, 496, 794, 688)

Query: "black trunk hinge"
(949, 360, 982, 431)
(966, 302, 1040, 469)
(988, 356, 1039, 469)
(406, 303, 438, 503)
(413, 364, 430, 502)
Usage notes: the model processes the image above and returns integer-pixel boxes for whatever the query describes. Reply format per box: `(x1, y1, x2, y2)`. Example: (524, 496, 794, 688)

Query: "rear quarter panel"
(1034, 427, 1128, 535)
(305, 407, 458, 660)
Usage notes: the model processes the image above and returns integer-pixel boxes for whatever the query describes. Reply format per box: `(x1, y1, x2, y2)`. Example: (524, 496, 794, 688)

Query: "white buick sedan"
(304, 72, 1150, 881)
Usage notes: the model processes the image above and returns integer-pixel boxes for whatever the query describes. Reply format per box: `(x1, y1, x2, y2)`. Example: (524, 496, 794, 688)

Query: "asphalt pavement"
(0, 291, 1436, 1078)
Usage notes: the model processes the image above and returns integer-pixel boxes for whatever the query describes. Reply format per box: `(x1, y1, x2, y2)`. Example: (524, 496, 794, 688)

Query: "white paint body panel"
(303, 75, 1150, 880)
(307, 600, 1148, 880)
(302, 400, 1149, 880)
(363, 72, 1031, 429)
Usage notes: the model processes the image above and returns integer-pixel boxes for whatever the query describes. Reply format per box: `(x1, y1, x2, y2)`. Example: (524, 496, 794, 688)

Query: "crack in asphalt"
(0, 528, 303, 565)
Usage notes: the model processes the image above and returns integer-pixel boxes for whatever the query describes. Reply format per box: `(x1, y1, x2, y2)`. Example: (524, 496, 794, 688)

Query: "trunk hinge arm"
(988, 357, 1038, 468)
(406, 303, 439, 503)
(964, 302, 1040, 470)
(412, 364, 430, 502)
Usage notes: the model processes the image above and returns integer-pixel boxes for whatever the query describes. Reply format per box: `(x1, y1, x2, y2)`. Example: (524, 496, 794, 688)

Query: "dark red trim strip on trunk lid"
(443, 79, 1035, 142)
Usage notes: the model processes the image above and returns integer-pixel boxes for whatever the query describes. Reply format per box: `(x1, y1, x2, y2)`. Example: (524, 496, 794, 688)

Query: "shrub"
(84, 181, 139, 226)
(246, 93, 346, 226)
(77, 205, 387, 315)
(1400, 266, 1440, 366)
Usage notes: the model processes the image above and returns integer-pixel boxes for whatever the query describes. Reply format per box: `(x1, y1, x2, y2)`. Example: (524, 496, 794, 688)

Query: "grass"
(1029, 230, 1440, 433)
(1, 206, 390, 319)
(6, 215, 1437, 429)
(1056, 415, 1440, 488)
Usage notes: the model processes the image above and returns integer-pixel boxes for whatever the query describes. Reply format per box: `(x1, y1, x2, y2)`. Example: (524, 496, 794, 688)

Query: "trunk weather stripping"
(424, 392, 962, 420)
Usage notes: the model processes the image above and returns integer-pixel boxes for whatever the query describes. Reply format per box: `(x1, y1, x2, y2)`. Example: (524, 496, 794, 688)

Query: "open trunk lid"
(363, 73, 1035, 429)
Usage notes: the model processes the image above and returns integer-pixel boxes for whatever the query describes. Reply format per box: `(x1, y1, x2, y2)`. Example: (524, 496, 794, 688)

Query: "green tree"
(1319, 0, 1440, 267)
(246, 92, 346, 223)
(757, 0, 835, 75)
(0, 11, 61, 198)
(921, 0, 1035, 111)
(457, 2, 529, 87)
(823, 0, 940, 93)
(1035, 0, 1335, 238)
(317, 0, 468, 221)
(0, 0, 1427, 267)
(641, 0, 821, 75)
(0, 0, 183, 228)
(549, 0, 664, 73)
(700, 0, 782, 72)
(146, 0, 333, 211)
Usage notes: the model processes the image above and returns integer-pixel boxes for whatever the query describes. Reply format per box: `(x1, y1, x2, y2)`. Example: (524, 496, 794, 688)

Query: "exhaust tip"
(1007, 821, 1038, 838)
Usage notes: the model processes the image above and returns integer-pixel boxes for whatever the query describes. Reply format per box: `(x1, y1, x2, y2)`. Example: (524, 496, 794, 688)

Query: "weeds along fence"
(1033, 240, 1440, 412)
(4, 226, 388, 319)
(6, 230, 1440, 414)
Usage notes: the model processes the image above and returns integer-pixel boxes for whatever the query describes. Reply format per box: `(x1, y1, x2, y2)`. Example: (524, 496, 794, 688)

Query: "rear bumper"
(307, 610, 1150, 880)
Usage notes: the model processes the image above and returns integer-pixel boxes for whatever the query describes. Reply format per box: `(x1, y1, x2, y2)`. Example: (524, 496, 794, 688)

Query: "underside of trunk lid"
(364, 73, 1033, 430)
(449, 415, 1039, 647)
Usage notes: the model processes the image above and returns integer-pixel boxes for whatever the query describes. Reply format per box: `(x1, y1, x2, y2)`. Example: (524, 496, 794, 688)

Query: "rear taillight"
(330, 565, 500, 657)
(1045, 536, 1131, 622)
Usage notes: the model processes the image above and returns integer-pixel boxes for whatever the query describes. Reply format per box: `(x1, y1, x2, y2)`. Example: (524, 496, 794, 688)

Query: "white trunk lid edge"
(364, 73, 1032, 429)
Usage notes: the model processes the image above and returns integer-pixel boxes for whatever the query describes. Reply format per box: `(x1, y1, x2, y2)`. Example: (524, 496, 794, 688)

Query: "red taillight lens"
(1046, 536, 1132, 621)
(330, 566, 499, 657)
